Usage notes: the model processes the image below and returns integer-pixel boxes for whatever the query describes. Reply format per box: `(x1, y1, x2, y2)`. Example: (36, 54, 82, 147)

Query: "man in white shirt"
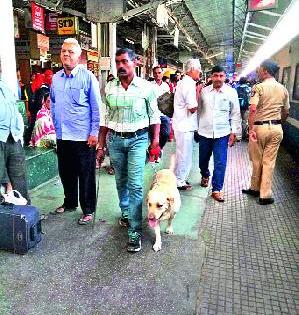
(198, 65, 241, 202)
(173, 59, 202, 190)
(152, 66, 171, 157)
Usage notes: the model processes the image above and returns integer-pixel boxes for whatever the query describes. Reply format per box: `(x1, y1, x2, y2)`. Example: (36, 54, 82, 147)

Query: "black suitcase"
(0, 203, 42, 254)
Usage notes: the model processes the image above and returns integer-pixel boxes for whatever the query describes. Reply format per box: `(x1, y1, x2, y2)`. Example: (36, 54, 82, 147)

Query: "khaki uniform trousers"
(248, 124, 283, 198)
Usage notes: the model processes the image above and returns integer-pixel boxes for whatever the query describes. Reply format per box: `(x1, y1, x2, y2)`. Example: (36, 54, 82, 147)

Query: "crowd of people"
(0, 37, 289, 253)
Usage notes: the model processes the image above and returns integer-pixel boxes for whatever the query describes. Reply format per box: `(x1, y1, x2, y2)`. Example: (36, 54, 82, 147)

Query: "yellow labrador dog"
(147, 169, 181, 252)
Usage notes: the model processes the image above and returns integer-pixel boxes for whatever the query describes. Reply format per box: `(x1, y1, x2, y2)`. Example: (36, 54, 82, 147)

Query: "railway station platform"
(0, 140, 298, 315)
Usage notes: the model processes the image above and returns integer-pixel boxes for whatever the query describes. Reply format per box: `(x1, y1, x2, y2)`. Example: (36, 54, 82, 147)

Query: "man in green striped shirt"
(97, 48, 161, 252)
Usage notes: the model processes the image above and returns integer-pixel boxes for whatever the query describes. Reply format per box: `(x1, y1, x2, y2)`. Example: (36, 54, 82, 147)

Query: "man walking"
(173, 59, 202, 190)
(50, 38, 101, 224)
(0, 58, 29, 202)
(242, 59, 289, 205)
(198, 65, 241, 202)
(152, 66, 171, 159)
(97, 48, 160, 252)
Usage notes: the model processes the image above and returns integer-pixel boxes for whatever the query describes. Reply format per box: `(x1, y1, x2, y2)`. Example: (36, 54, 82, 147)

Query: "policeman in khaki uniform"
(242, 59, 289, 205)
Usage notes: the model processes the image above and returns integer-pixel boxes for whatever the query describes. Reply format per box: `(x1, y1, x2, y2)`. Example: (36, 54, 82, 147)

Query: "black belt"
(109, 127, 148, 138)
(254, 120, 281, 125)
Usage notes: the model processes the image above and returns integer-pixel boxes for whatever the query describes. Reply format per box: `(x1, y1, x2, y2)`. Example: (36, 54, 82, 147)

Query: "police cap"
(260, 59, 279, 77)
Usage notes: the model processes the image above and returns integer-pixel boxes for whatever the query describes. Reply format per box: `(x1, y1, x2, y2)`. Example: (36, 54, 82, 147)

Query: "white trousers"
(174, 130, 194, 186)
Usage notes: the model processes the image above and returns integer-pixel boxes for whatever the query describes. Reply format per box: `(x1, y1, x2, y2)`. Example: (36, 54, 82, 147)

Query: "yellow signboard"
(57, 17, 78, 35)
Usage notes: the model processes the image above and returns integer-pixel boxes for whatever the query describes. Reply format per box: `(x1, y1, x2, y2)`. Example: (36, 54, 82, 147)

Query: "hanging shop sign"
(99, 57, 111, 70)
(31, 2, 45, 33)
(87, 50, 99, 62)
(37, 34, 49, 55)
(49, 35, 67, 54)
(15, 39, 30, 54)
(79, 34, 92, 50)
(248, 0, 277, 11)
(14, 14, 20, 39)
(45, 13, 58, 32)
(57, 17, 78, 35)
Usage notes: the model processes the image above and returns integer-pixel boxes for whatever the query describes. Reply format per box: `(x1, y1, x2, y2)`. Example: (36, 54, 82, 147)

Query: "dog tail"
(168, 153, 176, 172)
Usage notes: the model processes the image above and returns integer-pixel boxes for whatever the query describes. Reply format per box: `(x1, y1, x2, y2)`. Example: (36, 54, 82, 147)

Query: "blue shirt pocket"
(70, 87, 88, 106)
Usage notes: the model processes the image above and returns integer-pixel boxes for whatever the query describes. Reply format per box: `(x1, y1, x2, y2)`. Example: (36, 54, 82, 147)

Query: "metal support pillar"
(109, 23, 117, 76)
(0, 0, 18, 95)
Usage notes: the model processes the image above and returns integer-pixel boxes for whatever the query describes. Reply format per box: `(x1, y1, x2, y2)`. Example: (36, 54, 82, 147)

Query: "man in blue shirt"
(50, 38, 101, 224)
(0, 60, 29, 202)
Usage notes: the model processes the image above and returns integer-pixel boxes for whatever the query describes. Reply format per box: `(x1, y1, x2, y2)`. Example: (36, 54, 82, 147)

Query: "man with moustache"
(50, 38, 101, 224)
(197, 65, 241, 202)
(97, 48, 160, 252)
(152, 66, 171, 159)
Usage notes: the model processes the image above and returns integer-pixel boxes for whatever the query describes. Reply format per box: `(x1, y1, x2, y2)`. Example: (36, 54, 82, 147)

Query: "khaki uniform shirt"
(250, 77, 289, 122)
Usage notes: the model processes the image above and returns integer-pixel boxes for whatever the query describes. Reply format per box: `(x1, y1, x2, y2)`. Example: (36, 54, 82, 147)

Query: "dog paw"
(153, 242, 162, 252)
(166, 227, 174, 234)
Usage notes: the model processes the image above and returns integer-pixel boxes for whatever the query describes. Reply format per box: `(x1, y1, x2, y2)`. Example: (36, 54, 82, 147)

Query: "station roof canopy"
(13, 0, 294, 72)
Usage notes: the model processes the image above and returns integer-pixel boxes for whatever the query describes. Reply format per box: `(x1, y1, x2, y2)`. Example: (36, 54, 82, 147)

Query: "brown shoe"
(200, 177, 209, 187)
(211, 191, 224, 202)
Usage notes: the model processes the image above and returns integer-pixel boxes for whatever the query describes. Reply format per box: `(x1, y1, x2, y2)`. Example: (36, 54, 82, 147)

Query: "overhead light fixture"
(241, 0, 299, 76)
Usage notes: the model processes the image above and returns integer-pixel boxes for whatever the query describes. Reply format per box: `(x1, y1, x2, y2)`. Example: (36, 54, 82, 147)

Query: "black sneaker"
(118, 216, 129, 228)
(127, 233, 141, 253)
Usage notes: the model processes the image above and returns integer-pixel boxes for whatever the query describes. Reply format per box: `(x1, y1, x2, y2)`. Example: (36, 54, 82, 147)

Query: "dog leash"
(93, 154, 104, 228)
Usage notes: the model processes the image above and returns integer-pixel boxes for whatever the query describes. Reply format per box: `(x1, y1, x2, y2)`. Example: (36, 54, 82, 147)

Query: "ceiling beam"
(244, 34, 265, 41)
(248, 22, 272, 31)
(244, 39, 261, 46)
(245, 30, 267, 39)
(259, 10, 282, 17)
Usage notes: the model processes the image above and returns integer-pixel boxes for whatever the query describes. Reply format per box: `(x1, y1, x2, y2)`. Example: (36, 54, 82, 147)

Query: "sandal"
(211, 191, 224, 202)
(106, 166, 115, 175)
(51, 205, 77, 215)
(78, 214, 94, 225)
(200, 177, 209, 187)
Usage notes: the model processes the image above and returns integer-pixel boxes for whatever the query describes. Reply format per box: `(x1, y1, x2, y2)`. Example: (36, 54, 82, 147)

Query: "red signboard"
(31, 2, 45, 33)
(45, 13, 58, 32)
(248, 0, 277, 11)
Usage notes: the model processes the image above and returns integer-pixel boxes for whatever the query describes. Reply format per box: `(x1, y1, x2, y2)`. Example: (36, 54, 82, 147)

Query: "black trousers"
(0, 135, 30, 203)
(56, 140, 96, 215)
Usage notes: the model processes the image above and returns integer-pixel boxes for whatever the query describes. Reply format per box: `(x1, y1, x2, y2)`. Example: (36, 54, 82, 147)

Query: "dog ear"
(166, 196, 175, 207)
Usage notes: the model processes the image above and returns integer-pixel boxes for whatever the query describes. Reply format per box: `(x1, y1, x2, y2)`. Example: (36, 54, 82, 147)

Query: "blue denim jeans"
(108, 131, 148, 237)
(198, 135, 229, 192)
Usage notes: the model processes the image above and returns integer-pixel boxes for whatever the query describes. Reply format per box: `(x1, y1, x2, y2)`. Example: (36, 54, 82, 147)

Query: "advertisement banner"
(87, 50, 99, 62)
(45, 13, 58, 32)
(248, 0, 277, 11)
(79, 34, 92, 50)
(31, 2, 45, 33)
(57, 17, 78, 35)
(37, 34, 49, 51)
(99, 57, 111, 70)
